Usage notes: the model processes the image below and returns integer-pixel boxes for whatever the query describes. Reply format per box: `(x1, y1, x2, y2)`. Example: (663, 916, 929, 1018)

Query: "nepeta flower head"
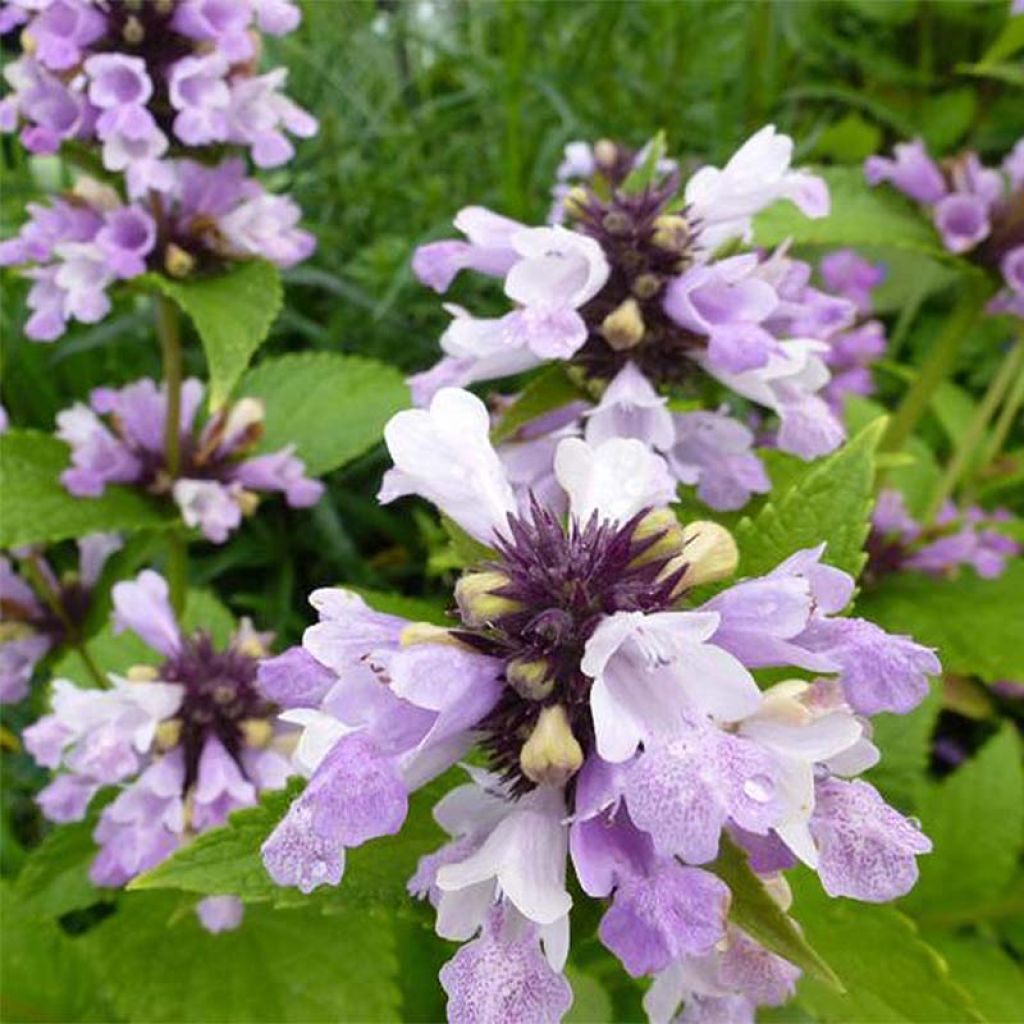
(0, 533, 121, 703)
(24, 569, 291, 932)
(56, 376, 323, 543)
(866, 489, 1020, 584)
(866, 137, 1024, 317)
(258, 387, 938, 1021)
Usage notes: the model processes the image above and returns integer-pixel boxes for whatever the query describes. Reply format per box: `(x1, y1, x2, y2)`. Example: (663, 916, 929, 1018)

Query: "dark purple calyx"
(1, 577, 90, 648)
(455, 501, 688, 793)
(159, 632, 272, 787)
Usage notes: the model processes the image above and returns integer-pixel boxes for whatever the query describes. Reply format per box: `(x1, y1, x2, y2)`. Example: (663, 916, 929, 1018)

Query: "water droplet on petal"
(743, 774, 775, 803)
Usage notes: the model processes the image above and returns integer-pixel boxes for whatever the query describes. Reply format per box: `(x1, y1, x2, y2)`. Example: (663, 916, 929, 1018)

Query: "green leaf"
(146, 261, 283, 408)
(733, 417, 886, 581)
(865, 684, 941, 813)
(712, 835, 842, 990)
(564, 965, 614, 1023)
(0, 430, 169, 548)
(81, 891, 401, 1023)
(1, 883, 113, 1023)
(901, 727, 1023, 924)
(349, 587, 449, 626)
(789, 872, 983, 1023)
(855, 561, 1024, 683)
(922, 930, 1024, 1024)
(238, 352, 408, 476)
(919, 88, 976, 151)
(811, 112, 882, 163)
(754, 167, 956, 262)
(620, 130, 667, 195)
(441, 516, 499, 569)
(492, 364, 590, 443)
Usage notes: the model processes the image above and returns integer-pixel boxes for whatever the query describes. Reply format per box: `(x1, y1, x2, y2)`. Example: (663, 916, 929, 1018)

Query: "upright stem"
(977, 329, 1024, 471)
(155, 292, 187, 614)
(881, 275, 993, 454)
(924, 334, 1024, 522)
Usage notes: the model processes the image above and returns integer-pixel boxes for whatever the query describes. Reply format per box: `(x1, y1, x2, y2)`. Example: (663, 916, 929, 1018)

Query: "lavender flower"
(0, 0, 316, 340)
(56, 377, 322, 543)
(257, 388, 938, 1021)
(866, 489, 1020, 583)
(0, 534, 120, 704)
(24, 569, 292, 932)
(866, 138, 1024, 317)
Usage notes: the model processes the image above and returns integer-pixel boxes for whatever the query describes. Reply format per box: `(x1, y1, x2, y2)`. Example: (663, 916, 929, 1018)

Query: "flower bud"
(127, 664, 159, 682)
(520, 705, 583, 787)
(601, 298, 645, 350)
(601, 210, 631, 236)
(594, 139, 618, 169)
(562, 187, 590, 221)
(155, 719, 182, 751)
(240, 718, 273, 748)
(236, 489, 261, 517)
(454, 571, 522, 628)
(651, 214, 690, 252)
(663, 521, 739, 592)
(400, 623, 464, 648)
(72, 177, 121, 212)
(123, 15, 145, 44)
(506, 656, 555, 701)
(631, 508, 687, 566)
(164, 243, 195, 279)
(632, 273, 662, 300)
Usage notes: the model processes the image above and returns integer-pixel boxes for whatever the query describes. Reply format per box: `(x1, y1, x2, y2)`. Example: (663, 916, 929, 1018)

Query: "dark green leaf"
(491, 364, 589, 443)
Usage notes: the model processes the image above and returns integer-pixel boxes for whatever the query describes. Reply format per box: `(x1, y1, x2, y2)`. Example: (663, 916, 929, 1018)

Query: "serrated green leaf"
(1, 883, 114, 1022)
(0, 430, 169, 548)
(901, 727, 1023, 924)
(754, 167, 958, 262)
(789, 871, 983, 1023)
(733, 417, 886, 581)
(855, 562, 1024, 683)
(923, 930, 1024, 1024)
(492, 364, 589, 443)
(145, 261, 283, 408)
(238, 352, 408, 476)
(81, 891, 401, 1023)
(712, 835, 841, 990)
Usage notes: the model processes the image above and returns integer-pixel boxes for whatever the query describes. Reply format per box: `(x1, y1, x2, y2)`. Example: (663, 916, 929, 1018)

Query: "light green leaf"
(349, 587, 449, 626)
(901, 727, 1023, 924)
(0, 430, 169, 548)
(811, 112, 882, 163)
(789, 872, 983, 1023)
(238, 352, 408, 476)
(440, 516, 499, 569)
(754, 167, 957, 262)
(492, 364, 589, 443)
(1, 883, 113, 1023)
(923, 930, 1024, 1024)
(564, 965, 614, 1023)
(620, 130, 667, 195)
(712, 835, 841, 990)
(855, 561, 1024, 683)
(146, 261, 283, 408)
(81, 891, 401, 1023)
(733, 418, 886, 581)
(919, 88, 976, 151)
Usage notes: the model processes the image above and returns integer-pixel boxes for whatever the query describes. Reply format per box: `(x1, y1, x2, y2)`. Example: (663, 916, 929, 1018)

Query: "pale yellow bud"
(651, 214, 690, 252)
(72, 177, 121, 212)
(601, 298, 645, 351)
(123, 15, 144, 44)
(454, 571, 522, 628)
(594, 139, 618, 168)
(236, 489, 261, 517)
(632, 273, 662, 300)
(666, 521, 739, 592)
(400, 623, 464, 648)
(155, 719, 182, 751)
(506, 657, 555, 701)
(630, 508, 687, 566)
(127, 664, 159, 682)
(164, 243, 195, 279)
(240, 718, 273, 748)
(762, 873, 793, 912)
(520, 705, 583, 787)
(562, 187, 590, 220)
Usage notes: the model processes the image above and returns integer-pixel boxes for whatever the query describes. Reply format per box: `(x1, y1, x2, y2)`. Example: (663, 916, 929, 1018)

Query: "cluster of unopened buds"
(24, 569, 293, 932)
(866, 136, 1024, 317)
(0, 0, 316, 339)
(251, 388, 939, 1022)
(56, 376, 322, 543)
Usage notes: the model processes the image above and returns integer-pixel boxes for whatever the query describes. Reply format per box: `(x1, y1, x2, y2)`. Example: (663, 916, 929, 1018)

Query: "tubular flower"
(258, 388, 938, 1022)
(0, 0, 316, 340)
(0, 533, 121, 703)
(23, 569, 292, 932)
(866, 137, 1024, 318)
(56, 377, 322, 543)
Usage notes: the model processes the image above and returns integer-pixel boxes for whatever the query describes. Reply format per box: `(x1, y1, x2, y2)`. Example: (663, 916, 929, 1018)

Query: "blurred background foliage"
(3, 0, 1022, 644)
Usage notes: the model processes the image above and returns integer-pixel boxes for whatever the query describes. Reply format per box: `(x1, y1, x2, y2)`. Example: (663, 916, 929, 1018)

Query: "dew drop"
(743, 774, 775, 803)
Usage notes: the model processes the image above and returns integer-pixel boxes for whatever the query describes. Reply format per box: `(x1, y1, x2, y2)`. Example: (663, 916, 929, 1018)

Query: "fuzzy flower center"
(454, 503, 690, 792)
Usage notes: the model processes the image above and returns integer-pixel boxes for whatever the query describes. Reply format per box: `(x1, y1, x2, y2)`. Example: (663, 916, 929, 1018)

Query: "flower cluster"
(0, 533, 120, 703)
(24, 569, 291, 932)
(409, 128, 857, 472)
(865, 489, 1020, 584)
(865, 137, 1024, 317)
(57, 376, 323, 543)
(257, 388, 939, 1022)
(0, 0, 316, 340)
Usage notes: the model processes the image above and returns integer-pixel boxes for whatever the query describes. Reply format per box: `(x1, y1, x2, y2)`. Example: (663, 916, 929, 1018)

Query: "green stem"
(977, 329, 1024, 471)
(924, 334, 1024, 523)
(155, 293, 188, 615)
(20, 555, 107, 689)
(881, 275, 993, 455)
